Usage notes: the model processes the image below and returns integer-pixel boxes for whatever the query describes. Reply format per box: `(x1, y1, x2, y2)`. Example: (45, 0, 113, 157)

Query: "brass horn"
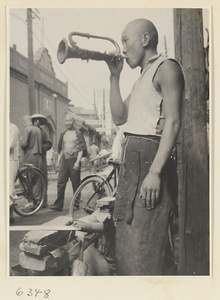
(57, 31, 122, 64)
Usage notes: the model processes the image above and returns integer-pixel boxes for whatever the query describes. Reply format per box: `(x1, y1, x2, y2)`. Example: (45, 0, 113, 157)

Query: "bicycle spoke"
(13, 166, 45, 217)
(69, 177, 111, 219)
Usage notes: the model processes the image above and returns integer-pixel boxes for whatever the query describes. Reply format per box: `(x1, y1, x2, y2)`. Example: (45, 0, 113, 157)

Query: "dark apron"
(114, 135, 178, 275)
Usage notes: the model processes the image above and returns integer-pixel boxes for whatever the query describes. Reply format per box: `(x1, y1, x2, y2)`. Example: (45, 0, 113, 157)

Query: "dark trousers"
(54, 156, 81, 209)
(114, 136, 178, 275)
(21, 154, 43, 203)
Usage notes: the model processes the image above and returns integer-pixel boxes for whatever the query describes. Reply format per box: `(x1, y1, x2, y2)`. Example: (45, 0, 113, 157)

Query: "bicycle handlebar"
(90, 152, 112, 162)
(107, 158, 120, 167)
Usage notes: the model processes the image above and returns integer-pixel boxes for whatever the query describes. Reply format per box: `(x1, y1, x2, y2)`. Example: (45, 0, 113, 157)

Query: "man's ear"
(142, 32, 150, 47)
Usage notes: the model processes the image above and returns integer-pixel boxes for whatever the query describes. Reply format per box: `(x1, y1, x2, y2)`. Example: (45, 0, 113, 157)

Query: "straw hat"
(31, 114, 47, 125)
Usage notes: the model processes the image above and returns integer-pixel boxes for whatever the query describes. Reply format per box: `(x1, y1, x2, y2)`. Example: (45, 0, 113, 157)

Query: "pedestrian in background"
(20, 115, 42, 169)
(9, 122, 20, 223)
(31, 114, 52, 208)
(20, 115, 43, 210)
(50, 113, 87, 211)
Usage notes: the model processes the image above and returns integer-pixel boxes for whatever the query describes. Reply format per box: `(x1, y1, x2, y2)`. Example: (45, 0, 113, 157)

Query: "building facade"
(10, 45, 97, 156)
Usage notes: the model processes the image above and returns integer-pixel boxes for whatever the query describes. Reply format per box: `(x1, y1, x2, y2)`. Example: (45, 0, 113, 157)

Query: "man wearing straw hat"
(31, 114, 52, 208)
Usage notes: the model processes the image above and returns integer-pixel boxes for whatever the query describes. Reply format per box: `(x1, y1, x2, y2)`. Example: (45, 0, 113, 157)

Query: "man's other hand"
(140, 171, 161, 210)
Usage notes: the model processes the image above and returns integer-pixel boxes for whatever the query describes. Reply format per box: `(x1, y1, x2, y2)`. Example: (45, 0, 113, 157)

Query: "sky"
(9, 7, 209, 123)
(9, 8, 175, 106)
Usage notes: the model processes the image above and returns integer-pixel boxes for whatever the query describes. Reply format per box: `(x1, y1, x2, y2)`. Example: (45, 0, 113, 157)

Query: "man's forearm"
(20, 133, 29, 150)
(57, 152, 63, 165)
(110, 75, 127, 125)
(76, 151, 83, 164)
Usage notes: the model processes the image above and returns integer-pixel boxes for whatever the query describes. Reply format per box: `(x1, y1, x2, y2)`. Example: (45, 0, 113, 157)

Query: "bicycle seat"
(96, 197, 116, 206)
(22, 163, 34, 167)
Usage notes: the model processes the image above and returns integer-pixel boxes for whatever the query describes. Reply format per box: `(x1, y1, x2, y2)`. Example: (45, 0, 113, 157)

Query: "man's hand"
(73, 161, 80, 170)
(55, 161, 60, 172)
(140, 171, 161, 210)
(106, 51, 124, 76)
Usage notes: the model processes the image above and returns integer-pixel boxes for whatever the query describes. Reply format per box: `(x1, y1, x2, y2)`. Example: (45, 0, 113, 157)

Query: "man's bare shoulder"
(154, 59, 184, 90)
(159, 59, 183, 76)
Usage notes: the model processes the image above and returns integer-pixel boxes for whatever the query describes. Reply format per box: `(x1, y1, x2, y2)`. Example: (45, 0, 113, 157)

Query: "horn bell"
(57, 38, 72, 64)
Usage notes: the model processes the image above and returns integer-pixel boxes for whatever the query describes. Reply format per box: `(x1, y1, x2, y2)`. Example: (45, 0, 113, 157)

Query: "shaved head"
(23, 115, 32, 127)
(124, 19, 158, 49)
(64, 113, 75, 130)
(121, 18, 159, 69)
(65, 113, 75, 121)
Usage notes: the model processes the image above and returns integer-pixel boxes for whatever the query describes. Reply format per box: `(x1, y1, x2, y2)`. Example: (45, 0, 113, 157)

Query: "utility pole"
(103, 88, 106, 135)
(164, 35, 168, 57)
(27, 8, 36, 114)
(52, 93, 58, 146)
(174, 8, 209, 275)
(93, 89, 98, 117)
(42, 17, 44, 47)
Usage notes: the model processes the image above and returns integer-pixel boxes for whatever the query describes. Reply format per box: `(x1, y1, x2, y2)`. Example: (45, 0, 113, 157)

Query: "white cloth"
(10, 123, 20, 197)
(111, 125, 126, 161)
(99, 149, 110, 156)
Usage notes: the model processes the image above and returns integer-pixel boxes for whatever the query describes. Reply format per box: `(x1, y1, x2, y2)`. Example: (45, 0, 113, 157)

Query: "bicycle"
(69, 157, 120, 219)
(12, 164, 46, 216)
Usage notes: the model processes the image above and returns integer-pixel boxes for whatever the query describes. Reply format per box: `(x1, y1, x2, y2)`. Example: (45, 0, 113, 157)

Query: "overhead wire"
(42, 31, 93, 100)
(10, 10, 112, 134)
(34, 19, 94, 106)
(10, 11, 94, 107)
(10, 13, 27, 25)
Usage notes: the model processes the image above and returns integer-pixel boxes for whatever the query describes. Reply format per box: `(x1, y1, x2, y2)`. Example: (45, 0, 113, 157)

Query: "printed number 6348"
(16, 287, 51, 298)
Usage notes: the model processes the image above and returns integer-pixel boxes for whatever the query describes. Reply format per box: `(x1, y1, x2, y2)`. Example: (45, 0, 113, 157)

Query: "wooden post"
(173, 9, 209, 275)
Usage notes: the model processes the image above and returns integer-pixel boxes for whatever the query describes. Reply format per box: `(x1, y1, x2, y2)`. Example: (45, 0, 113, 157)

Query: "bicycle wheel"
(13, 166, 46, 216)
(69, 176, 111, 219)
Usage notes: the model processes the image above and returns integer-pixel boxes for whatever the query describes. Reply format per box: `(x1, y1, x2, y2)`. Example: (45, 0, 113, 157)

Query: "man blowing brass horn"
(57, 32, 123, 65)
(56, 20, 185, 276)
